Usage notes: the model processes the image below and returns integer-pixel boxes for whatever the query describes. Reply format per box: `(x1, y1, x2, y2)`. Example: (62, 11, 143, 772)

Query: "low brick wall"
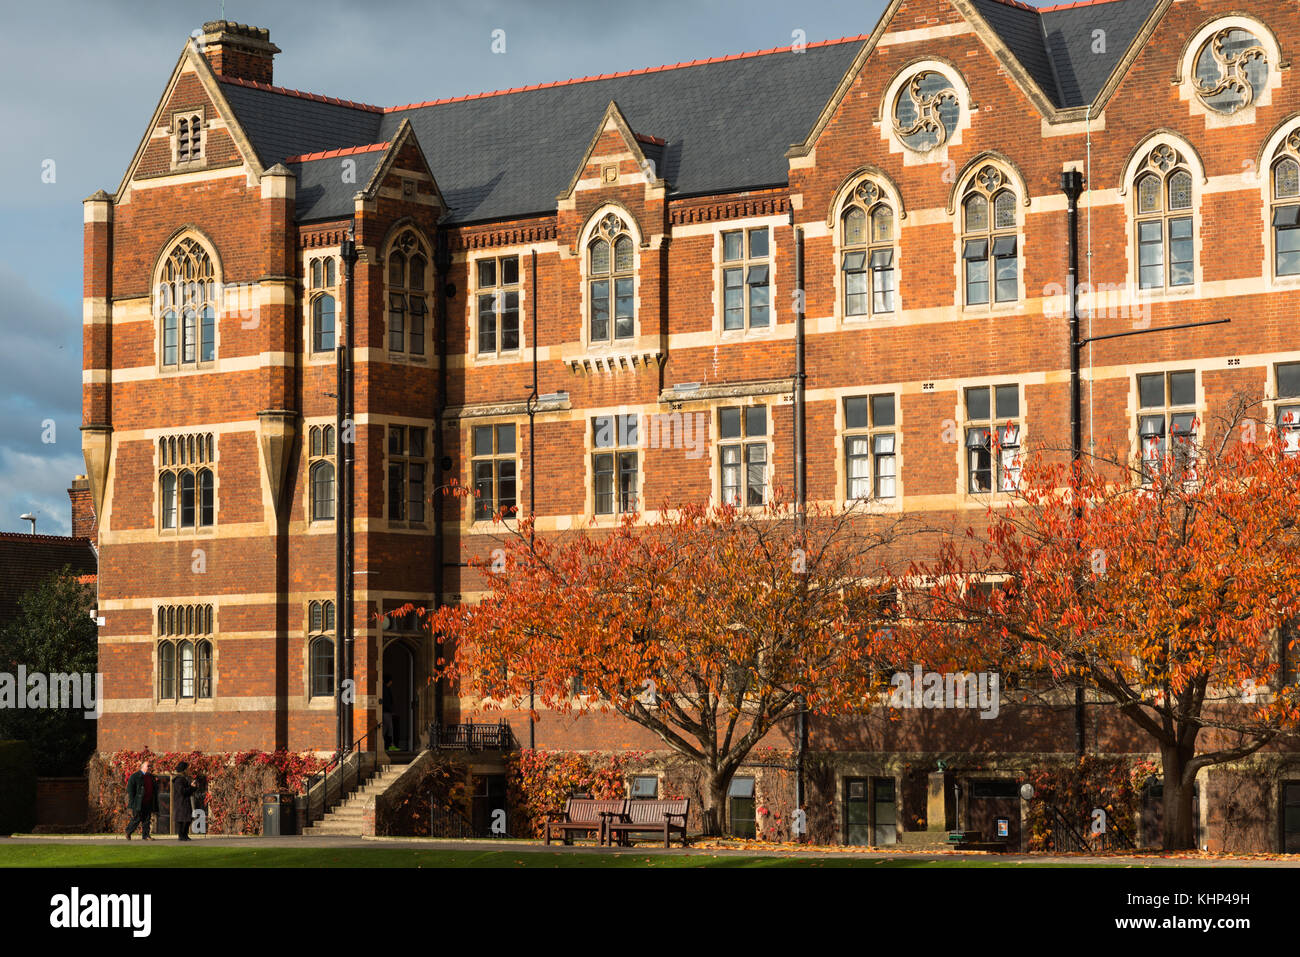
(35, 777, 88, 831)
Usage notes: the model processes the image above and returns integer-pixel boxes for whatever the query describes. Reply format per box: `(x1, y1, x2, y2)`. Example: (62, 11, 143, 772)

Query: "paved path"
(4, 834, 1297, 866)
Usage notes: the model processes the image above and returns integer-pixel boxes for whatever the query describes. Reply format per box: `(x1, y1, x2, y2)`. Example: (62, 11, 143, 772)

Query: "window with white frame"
(159, 433, 215, 530)
(1137, 371, 1197, 483)
(840, 182, 895, 318)
(845, 395, 896, 500)
(588, 213, 635, 343)
(721, 227, 771, 330)
(472, 423, 518, 521)
(1134, 146, 1194, 291)
(1272, 133, 1300, 277)
(309, 600, 335, 698)
(157, 604, 213, 701)
(387, 231, 430, 356)
(593, 414, 638, 516)
(158, 237, 217, 368)
(476, 255, 521, 355)
(1277, 362, 1300, 455)
(718, 406, 767, 507)
(961, 167, 1018, 306)
(387, 425, 427, 523)
(965, 385, 1021, 494)
(309, 255, 337, 353)
(308, 425, 336, 522)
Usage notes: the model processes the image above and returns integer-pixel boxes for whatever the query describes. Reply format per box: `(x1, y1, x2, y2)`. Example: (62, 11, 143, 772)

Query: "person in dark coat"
(173, 762, 195, 841)
(125, 760, 159, 840)
(191, 773, 208, 832)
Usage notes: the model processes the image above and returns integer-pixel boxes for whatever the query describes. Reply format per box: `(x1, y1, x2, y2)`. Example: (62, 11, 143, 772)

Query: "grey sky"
(0, 0, 1058, 534)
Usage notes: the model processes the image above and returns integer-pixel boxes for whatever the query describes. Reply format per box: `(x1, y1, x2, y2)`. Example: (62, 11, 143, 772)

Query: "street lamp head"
(19, 513, 36, 534)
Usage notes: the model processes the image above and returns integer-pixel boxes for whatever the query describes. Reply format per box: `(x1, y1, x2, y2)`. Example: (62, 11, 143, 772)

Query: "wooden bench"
(544, 798, 626, 845)
(606, 799, 690, 848)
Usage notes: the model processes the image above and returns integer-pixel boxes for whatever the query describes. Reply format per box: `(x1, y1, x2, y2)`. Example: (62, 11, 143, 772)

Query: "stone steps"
(300, 763, 410, 837)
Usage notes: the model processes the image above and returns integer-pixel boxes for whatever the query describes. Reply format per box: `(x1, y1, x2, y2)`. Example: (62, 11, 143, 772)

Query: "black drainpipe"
(340, 227, 358, 751)
(793, 219, 808, 826)
(526, 248, 539, 750)
(1062, 169, 1086, 758)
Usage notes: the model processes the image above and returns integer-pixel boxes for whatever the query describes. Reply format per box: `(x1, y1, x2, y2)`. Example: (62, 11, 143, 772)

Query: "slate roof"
(973, 0, 1161, 108)
(215, 0, 1163, 225)
(0, 534, 97, 631)
(219, 38, 866, 225)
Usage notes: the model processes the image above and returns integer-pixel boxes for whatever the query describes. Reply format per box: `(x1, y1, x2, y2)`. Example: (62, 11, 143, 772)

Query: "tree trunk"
(1160, 745, 1199, 851)
(700, 773, 731, 837)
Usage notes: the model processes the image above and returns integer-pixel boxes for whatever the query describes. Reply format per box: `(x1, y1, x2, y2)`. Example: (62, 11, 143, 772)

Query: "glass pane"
(409, 428, 425, 458)
(1167, 171, 1192, 211)
(749, 282, 770, 327)
(593, 453, 614, 514)
(993, 191, 1016, 229)
(1138, 374, 1165, 409)
(589, 240, 609, 275)
(719, 408, 742, 440)
(498, 461, 516, 511)
(843, 207, 866, 246)
(501, 256, 519, 286)
(995, 254, 1018, 302)
(200, 307, 215, 361)
(614, 236, 634, 273)
(1169, 218, 1194, 286)
(723, 231, 743, 262)
(199, 469, 214, 526)
(497, 424, 516, 455)
(966, 257, 989, 305)
(1279, 363, 1300, 399)
(618, 451, 638, 512)
(618, 415, 638, 447)
(408, 255, 426, 291)
(501, 292, 520, 351)
(847, 436, 871, 499)
(995, 385, 1019, 420)
(872, 205, 893, 243)
(180, 471, 195, 527)
(1137, 173, 1162, 213)
(845, 397, 869, 431)
(614, 278, 634, 339)
(1277, 159, 1300, 200)
(1277, 222, 1300, 275)
(473, 461, 494, 519)
(745, 444, 767, 506)
(590, 280, 609, 340)
(593, 416, 614, 449)
(964, 194, 988, 232)
(745, 406, 766, 437)
(966, 387, 991, 421)
(1169, 371, 1195, 407)
(872, 394, 896, 428)
(473, 425, 493, 457)
(748, 228, 769, 260)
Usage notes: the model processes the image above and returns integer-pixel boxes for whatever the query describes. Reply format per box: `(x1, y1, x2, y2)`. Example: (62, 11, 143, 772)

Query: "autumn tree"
(422, 500, 913, 835)
(904, 401, 1300, 850)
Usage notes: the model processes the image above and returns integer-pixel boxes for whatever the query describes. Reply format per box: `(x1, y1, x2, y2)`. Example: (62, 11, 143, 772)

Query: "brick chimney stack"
(68, 475, 98, 540)
(195, 21, 280, 85)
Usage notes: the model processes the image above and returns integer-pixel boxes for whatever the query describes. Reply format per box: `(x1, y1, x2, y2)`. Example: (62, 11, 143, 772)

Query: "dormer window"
(588, 213, 634, 343)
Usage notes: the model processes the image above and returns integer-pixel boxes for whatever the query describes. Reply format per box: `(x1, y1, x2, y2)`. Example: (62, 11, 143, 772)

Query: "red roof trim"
(285, 142, 391, 164)
(0, 532, 93, 546)
(384, 34, 871, 113)
(219, 76, 386, 113)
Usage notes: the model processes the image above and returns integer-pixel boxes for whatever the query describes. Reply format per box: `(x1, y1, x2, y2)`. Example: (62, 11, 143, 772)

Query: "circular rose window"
(1194, 28, 1268, 114)
(893, 71, 960, 153)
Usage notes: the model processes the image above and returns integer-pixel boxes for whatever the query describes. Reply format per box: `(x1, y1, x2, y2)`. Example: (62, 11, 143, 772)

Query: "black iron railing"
(1042, 802, 1136, 853)
(302, 722, 382, 828)
(428, 720, 515, 751)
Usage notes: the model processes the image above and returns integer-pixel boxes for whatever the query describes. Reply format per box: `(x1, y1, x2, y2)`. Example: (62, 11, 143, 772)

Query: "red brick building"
(84, 1, 1300, 848)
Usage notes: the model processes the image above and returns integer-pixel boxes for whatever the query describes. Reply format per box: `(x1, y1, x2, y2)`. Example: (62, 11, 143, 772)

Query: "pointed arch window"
(961, 167, 1018, 306)
(309, 424, 337, 523)
(1272, 132, 1300, 277)
(157, 603, 214, 701)
(588, 213, 635, 343)
(841, 181, 895, 318)
(159, 432, 215, 530)
(309, 600, 336, 698)
(158, 237, 216, 367)
(1134, 146, 1194, 290)
(387, 231, 430, 356)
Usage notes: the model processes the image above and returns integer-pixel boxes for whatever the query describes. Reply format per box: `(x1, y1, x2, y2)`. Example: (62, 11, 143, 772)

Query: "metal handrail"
(303, 721, 382, 827)
(428, 720, 515, 751)
(1042, 801, 1136, 852)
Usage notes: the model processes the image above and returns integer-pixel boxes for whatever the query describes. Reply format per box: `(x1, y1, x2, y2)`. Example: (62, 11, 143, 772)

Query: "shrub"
(0, 740, 36, 834)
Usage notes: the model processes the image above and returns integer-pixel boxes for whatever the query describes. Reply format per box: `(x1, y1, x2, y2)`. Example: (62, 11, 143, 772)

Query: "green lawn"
(0, 844, 1077, 868)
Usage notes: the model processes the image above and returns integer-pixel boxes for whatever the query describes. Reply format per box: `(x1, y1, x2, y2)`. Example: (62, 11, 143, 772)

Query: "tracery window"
(1194, 28, 1268, 115)
(840, 182, 895, 317)
(892, 71, 960, 153)
(961, 166, 1018, 306)
(1272, 132, 1300, 277)
(158, 238, 216, 367)
(587, 213, 635, 343)
(1134, 145, 1194, 291)
(387, 231, 430, 356)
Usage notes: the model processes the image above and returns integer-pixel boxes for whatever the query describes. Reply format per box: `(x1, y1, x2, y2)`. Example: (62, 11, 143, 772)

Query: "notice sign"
(996, 818, 1009, 838)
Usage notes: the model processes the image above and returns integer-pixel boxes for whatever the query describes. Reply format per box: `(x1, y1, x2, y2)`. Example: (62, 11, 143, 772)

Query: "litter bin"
(262, 791, 294, 836)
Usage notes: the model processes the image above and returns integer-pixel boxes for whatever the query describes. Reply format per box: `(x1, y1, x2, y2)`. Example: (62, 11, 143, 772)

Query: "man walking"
(125, 759, 159, 841)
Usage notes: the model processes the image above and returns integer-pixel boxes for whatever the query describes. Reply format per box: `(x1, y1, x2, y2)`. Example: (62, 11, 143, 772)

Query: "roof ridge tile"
(285, 142, 391, 164)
